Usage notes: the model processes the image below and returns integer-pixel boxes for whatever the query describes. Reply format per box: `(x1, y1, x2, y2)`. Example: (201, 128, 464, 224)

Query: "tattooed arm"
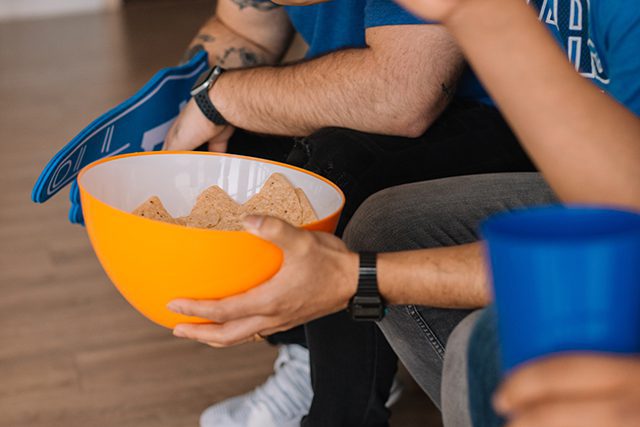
(211, 24, 462, 137)
(182, 0, 294, 68)
(166, 23, 464, 150)
(170, 0, 293, 151)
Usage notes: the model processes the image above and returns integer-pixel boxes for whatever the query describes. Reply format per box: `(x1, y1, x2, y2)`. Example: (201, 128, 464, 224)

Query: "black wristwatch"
(349, 252, 386, 321)
(190, 66, 228, 125)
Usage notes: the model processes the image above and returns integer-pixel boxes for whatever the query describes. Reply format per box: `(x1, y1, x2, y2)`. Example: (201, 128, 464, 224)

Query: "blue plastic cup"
(481, 205, 640, 372)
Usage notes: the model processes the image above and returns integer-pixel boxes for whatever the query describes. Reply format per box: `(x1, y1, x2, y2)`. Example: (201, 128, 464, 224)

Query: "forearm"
(182, 0, 294, 68)
(445, 0, 640, 209)
(183, 17, 277, 68)
(211, 26, 463, 137)
(377, 242, 490, 308)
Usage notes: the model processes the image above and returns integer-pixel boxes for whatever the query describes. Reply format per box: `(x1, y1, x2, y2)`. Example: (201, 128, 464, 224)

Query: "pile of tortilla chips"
(132, 173, 318, 230)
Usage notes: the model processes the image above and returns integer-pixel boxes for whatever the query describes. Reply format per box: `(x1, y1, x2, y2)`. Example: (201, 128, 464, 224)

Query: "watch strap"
(358, 252, 378, 296)
(349, 252, 386, 321)
(194, 89, 228, 126)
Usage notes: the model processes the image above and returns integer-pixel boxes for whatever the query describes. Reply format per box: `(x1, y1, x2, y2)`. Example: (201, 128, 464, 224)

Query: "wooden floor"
(0, 2, 442, 426)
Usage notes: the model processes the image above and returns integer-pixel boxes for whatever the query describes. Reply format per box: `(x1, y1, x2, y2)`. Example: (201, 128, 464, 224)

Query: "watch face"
(350, 295, 385, 321)
(191, 68, 215, 95)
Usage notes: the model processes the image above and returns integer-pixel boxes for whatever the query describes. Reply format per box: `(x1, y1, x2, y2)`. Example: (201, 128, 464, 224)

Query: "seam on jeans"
(406, 305, 446, 360)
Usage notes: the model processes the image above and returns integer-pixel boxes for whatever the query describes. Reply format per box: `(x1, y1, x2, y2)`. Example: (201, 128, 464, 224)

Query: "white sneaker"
(200, 344, 312, 427)
(200, 344, 404, 427)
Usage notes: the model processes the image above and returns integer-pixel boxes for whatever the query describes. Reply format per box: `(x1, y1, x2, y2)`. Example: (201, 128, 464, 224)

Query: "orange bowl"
(78, 152, 345, 328)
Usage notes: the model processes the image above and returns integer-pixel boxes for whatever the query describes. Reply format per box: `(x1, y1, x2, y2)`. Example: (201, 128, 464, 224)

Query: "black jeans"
(225, 99, 536, 426)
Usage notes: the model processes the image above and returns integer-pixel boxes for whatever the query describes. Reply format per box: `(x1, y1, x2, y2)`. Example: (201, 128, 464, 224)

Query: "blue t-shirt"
(284, 0, 489, 103)
(285, 0, 422, 58)
(532, 0, 640, 115)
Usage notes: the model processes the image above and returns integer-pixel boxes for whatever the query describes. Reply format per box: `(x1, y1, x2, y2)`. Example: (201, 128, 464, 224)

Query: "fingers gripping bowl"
(78, 152, 345, 328)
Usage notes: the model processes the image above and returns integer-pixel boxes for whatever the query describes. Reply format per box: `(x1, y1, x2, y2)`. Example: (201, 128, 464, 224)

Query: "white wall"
(0, 0, 120, 21)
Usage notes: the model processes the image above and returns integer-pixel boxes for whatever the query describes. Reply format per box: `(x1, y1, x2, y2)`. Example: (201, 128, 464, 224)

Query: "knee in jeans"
(343, 182, 476, 252)
(342, 189, 396, 252)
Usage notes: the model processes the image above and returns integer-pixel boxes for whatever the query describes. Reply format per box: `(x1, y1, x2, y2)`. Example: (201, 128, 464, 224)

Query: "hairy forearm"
(446, 0, 640, 209)
(212, 26, 463, 137)
(378, 242, 490, 308)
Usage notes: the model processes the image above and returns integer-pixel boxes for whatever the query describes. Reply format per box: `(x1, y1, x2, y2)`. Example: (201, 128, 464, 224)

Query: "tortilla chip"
(244, 173, 302, 226)
(174, 216, 188, 226)
(132, 196, 177, 224)
(216, 215, 245, 231)
(184, 185, 229, 229)
(130, 174, 317, 231)
(206, 186, 245, 231)
(295, 188, 318, 225)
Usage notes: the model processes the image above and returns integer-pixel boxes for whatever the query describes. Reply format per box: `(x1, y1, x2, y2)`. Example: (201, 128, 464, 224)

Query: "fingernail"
(167, 302, 181, 313)
(243, 215, 264, 232)
(173, 326, 186, 338)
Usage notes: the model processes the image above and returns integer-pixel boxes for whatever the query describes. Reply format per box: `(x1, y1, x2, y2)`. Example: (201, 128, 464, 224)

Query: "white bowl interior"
(80, 153, 344, 219)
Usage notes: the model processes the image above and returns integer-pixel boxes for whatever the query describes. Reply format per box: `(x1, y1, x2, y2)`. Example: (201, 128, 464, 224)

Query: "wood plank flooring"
(0, 2, 442, 426)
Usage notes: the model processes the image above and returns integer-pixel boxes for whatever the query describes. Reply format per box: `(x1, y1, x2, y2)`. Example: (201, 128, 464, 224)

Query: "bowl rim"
(77, 150, 346, 230)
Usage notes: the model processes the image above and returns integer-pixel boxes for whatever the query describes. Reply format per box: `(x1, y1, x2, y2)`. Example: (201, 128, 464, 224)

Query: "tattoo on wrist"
(231, 0, 280, 11)
(181, 44, 205, 64)
(216, 47, 259, 68)
(195, 33, 216, 43)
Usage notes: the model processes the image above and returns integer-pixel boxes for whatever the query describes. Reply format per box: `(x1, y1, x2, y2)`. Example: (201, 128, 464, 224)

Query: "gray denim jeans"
(341, 173, 558, 419)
